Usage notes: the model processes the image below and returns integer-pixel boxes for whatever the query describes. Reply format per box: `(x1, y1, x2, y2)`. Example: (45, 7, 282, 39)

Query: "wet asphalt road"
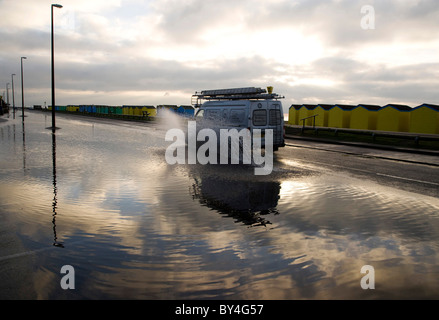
(50, 111, 439, 198)
(2, 111, 439, 299)
(280, 138, 439, 198)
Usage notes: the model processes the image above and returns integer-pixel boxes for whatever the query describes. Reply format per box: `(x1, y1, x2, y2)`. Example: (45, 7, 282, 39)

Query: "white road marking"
(281, 152, 439, 187)
(376, 173, 439, 186)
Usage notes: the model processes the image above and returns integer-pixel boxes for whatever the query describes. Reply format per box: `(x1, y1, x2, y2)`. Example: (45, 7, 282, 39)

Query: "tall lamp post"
(6, 83, 10, 108)
(51, 3, 63, 131)
(21, 56, 27, 118)
(11, 74, 16, 119)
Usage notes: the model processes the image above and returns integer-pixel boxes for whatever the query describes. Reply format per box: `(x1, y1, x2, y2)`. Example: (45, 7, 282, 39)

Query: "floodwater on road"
(1, 111, 439, 299)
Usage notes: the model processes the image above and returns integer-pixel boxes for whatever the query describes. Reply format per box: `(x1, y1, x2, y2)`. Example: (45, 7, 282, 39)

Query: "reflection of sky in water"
(1, 112, 439, 299)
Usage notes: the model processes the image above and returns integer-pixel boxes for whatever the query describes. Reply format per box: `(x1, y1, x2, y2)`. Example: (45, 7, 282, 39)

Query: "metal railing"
(300, 114, 319, 131)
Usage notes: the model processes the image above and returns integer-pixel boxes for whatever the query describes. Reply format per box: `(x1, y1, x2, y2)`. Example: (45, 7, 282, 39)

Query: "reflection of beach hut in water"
(177, 105, 195, 117)
(376, 104, 411, 132)
(409, 104, 439, 134)
(157, 105, 178, 116)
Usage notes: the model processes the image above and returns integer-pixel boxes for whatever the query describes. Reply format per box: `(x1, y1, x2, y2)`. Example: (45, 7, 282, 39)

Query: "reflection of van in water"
(192, 87, 286, 151)
(189, 165, 280, 227)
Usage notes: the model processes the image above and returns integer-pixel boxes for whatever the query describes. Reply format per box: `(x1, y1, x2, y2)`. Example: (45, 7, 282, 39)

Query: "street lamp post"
(11, 74, 16, 119)
(21, 56, 27, 118)
(6, 83, 10, 108)
(51, 3, 63, 131)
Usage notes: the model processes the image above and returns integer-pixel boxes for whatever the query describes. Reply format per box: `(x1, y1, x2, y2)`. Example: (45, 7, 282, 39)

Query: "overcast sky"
(1, 0, 439, 108)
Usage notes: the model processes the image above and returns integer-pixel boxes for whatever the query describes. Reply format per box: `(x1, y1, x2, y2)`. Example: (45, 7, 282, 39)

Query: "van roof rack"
(192, 87, 284, 106)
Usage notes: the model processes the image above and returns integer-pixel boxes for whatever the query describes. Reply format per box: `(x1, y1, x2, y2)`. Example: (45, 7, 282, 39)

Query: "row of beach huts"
(36, 101, 439, 135)
(289, 103, 439, 135)
(45, 104, 195, 118)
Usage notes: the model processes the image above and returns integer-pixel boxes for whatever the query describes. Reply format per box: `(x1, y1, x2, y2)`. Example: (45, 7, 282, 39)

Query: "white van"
(192, 87, 286, 151)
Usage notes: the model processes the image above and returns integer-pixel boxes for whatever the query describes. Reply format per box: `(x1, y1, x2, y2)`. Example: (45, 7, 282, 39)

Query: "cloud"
(1, 0, 439, 107)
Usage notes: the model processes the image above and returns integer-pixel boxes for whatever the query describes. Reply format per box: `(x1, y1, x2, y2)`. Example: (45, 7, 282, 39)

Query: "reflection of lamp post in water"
(21, 120, 26, 171)
(50, 4, 64, 245)
(51, 132, 64, 248)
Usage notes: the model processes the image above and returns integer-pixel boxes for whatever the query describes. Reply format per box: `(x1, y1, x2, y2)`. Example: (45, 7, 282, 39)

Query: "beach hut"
(350, 104, 381, 130)
(141, 105, 157, 117)
(288, 105, 303, 125)
(157, 105, 178, 116)
(67, 105, 79, 112)
(54, 106, 67, 112)
(327, 105, 356, 128)
(376, 104, 411, 132)
(111, 106, 123, 115)
(122, 105, 134, 116)
(177, 105, 195, 117)
(297, 105, 318, 126)
(131, 106, 143, 116)
(409, 104, 439, 134)
(314, 104, 334, 127)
